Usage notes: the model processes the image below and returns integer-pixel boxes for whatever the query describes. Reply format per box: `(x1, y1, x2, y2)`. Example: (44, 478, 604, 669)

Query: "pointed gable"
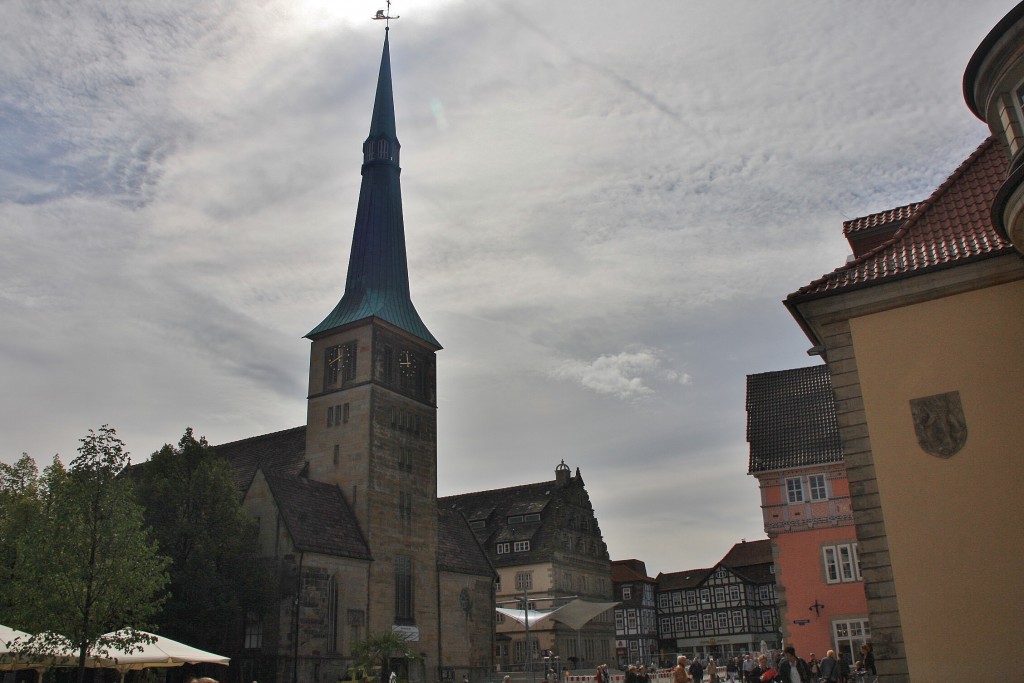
(264, 470, 371, 559)
(788, 137, 1012, 302)
(213, 425, 306, 494)
(437, 505, 496, 577)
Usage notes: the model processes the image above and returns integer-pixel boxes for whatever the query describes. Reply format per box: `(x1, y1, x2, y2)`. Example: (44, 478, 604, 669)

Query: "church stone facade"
(213, 30, 495, 683)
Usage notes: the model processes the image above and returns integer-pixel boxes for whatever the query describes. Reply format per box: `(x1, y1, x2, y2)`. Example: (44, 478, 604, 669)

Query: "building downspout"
(294, 551, 305, 683)
(436, 561, 443, 683)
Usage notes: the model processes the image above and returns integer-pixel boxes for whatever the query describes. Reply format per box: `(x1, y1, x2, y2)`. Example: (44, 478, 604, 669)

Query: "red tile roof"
(789, 137, 1014, 301)
(842, 202, 922, 236)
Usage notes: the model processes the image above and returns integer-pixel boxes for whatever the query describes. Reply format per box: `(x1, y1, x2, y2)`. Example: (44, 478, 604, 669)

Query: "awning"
(496, 599, 618, 630)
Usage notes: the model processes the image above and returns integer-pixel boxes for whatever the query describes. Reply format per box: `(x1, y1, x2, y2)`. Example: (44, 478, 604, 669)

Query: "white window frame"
(622, 586, 632, 601)
(673, 615, 685, 631)
(809, 473, 828, 500)
(786, 477, 805, 503)
(515, 572, 533, 590)
(823, 543, 861, 583)
(658, 593, 669, 609)
(513, 540, 530, 552)
(496, 542, 510, 555)
(660, 617, 672, 633)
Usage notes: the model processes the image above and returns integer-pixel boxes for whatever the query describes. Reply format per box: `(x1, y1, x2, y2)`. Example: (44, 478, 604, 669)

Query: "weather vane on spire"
(373, 0, 399, 28)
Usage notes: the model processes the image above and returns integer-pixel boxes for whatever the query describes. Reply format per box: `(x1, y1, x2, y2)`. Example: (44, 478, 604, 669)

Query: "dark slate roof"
(657, 540, 774, 591)
(746, 364, 842, 474)
(611, 559, 653, 583)
(788, 137, 1012, 301)
(437, 505, 496, 577)
(720, 539, 772, 569)
(264, 470, 371, 560)
(441, 470, 608, 568)
(307, 32, 440, 349)
(213, 426, 306, 493)
(657, 568, 713, 591)
(721, 539, 774, 584)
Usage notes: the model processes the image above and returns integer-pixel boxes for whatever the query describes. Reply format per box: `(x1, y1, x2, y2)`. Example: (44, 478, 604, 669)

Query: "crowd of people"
(654, 642, 877, 683)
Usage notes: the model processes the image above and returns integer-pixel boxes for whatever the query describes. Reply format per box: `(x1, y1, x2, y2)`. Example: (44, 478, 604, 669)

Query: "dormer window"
(524, 513, 541, 522)
(513, 540, 530, 552)
(507, 515, 524, 524)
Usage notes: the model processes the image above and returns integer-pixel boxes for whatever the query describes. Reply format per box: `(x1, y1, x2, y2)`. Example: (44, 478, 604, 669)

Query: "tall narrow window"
(809, 474, 828, 500)
(399, 491, 412, 528)
(326, 345, 341, 387)
(326, 576, 339, 654)
(341, 342, 357, 382)
(244, 612, 263, 649)
(786, 477, 805, 503)
(394, 556, 414, 623)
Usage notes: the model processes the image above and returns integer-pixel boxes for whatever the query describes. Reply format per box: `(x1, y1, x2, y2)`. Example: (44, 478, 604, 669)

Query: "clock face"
(399, 350, 414, 373)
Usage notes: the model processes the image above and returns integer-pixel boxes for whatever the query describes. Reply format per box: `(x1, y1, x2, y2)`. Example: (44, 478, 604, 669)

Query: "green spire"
(307, 30, 440, 348)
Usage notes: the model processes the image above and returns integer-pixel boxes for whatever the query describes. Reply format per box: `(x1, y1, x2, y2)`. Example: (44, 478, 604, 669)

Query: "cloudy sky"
(0, 0, 1013, 575)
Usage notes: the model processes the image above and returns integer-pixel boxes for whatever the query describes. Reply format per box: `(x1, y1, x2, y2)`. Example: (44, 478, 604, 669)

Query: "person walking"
(778, 646, 812, 683)
(817, 650, 840, 683)
(689, 656, 703, 683)
(673, 656, 692, 683)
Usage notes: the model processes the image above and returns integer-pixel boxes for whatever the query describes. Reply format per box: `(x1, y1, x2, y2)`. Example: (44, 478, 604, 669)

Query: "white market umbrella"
(0, 625, 33, 669)
(94, 630, 229, 681)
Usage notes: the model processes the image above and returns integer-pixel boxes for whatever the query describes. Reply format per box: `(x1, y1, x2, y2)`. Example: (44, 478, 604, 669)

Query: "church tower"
(304, 27, 441, 671)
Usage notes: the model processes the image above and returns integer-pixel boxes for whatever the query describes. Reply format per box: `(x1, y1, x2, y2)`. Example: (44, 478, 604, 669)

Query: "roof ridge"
(213, 424, 305, 449)
(790, 137, 997, 299)
(440, 478, 559, 501)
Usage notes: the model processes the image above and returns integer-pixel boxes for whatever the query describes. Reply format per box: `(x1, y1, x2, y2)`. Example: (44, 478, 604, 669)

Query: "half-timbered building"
(655, 540, 778, 661)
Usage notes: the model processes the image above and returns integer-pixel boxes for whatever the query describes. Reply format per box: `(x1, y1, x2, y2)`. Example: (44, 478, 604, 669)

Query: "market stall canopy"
(94, 630, 230, 670)
(0, 625, 33, 667)
(0, 625, 31, 653)
(496, 599, 618, 630)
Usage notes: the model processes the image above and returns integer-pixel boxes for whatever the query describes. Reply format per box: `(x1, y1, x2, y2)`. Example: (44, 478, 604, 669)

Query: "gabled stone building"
(212, 30, 495, 683)
(441, 463, 615, 673)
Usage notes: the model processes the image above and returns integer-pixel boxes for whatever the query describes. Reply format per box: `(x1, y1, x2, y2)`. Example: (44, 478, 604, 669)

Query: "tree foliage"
(0, 453, 44, 614)
(351, 631, 420, 683)
(135, 428, 274, 656)
(4, 426, 169, 683)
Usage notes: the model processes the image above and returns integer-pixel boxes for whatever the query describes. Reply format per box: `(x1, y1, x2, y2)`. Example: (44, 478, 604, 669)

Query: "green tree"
(351, 631, 420, 683)
(7, 426, 169, 683)
(135, 428, 274, 656)
(0, 453, 44, 614)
